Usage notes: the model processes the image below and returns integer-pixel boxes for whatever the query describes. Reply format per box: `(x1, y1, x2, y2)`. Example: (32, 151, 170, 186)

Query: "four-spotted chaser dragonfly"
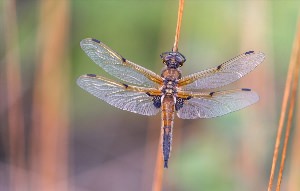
(77, 38, 265, 168)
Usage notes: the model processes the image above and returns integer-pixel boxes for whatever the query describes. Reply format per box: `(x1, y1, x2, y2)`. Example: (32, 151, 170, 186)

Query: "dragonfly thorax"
(160, 66, 181, 96)
(162, 78, 178, 96)
(161, 68, 182, 80)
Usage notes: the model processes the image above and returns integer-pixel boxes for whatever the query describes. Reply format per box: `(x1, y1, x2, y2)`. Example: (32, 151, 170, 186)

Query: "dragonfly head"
(160, 52, 186, 68)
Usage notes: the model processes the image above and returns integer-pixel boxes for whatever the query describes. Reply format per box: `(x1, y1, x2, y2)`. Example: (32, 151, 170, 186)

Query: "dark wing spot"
(242, 88, 251, 91)
(245, 51, 254, 55)
(92, 38, 101, 43)
(217, 64, 222, 70)
(152, 96, 161, 108)
(175, 97, 191, 111)
(122, 83, 129, 88)
(121, 57, 126, 63)
(145, 93, 161, 108)
(175, 98, 184, 111)
(87, 74, 97, 77)
(209, 92, 215, 96)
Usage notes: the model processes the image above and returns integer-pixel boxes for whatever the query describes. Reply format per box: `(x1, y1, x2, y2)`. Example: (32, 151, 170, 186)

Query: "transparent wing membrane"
(178, 51, 265, 90)
(77, 74, 160, 116)
(80, 38, 163, 87)
(177, 89, 259, 119)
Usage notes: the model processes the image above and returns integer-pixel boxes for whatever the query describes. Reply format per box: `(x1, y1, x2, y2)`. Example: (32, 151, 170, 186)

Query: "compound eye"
(165, 55, 173, 61)
(175, 55, 186, 63)
(160, 52, 172, 60)
(175, 56, 182, 62)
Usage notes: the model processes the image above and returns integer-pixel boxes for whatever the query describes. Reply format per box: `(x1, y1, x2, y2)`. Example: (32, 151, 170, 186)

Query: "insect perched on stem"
(77, 38, 265, 168)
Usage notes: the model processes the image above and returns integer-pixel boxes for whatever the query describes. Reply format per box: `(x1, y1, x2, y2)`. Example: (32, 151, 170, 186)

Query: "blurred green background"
(1, 0, 300, 191)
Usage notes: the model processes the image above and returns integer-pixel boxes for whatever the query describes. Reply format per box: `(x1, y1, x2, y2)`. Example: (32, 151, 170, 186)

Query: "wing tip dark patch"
(209, 92, 215, 96)
(217, 64, 222, 70)
(122, 83, 129, 88)
(242, 88, 251, 91)
(91, 38, 101, 43)
(245, 50, 255, 55)
(175, 98, 184, 111)
(121, 57, 126, 63)
(87, 74, 97, 77)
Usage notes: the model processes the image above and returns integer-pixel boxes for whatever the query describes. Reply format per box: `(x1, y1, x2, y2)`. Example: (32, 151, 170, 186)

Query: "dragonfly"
(77, 38, 265, 168)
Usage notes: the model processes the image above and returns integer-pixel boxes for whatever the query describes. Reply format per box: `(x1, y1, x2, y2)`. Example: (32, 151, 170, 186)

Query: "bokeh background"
(1, 0, 300, 191)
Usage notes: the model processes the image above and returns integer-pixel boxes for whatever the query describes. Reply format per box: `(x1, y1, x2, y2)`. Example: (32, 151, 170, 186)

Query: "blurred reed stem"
(268, 17, 300, 191)
(30, 1, 70, 190)
(238, 1, 272, 190)
(3, 0, 27, 190)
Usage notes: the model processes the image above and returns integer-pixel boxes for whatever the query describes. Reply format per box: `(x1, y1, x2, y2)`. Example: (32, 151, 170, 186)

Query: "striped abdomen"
(161, 95, 175, 168)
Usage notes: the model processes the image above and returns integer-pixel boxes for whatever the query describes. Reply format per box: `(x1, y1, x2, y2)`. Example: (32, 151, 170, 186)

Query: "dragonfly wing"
(80, 38, 163, 87)
(177, 89, 259, 119)
(77, 74, 161, 116)
(178, 51, 265, 90)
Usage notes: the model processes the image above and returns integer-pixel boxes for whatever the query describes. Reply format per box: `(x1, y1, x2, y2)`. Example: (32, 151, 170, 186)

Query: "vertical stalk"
(151, 1, 185, 190)
(275, 20, 300, 191)
(30, 1, 70, 190)
(238, 1, 272, 190)
(3, 0, 27, 190)
(286, 86, 300, 191)
(152, 141, 164, 191)
(268, 18, 300, 191)
(172, 0, 185, 52)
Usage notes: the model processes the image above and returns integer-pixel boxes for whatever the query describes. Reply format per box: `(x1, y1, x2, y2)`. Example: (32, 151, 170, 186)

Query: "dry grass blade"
(275, 20, 300, 191)
(267, 19, 300, 191)
(286, 85, 300, 191)
(172, 0, 185, 52)
(3, 0, 27, 190)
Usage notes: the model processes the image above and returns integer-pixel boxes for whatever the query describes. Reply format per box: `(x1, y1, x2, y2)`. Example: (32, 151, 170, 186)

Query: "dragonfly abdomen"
(161, 95, 175, 168)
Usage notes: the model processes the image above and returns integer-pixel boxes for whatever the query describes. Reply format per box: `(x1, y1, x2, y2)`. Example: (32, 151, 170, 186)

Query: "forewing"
(77, 74, 160, 116)
(178, 51, 265, 90)
(177, 89, 259, 119)
(80, 38, 163, 87)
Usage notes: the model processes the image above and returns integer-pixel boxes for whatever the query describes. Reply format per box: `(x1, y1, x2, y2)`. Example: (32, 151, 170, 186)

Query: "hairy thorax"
(161, 68, 182, 96)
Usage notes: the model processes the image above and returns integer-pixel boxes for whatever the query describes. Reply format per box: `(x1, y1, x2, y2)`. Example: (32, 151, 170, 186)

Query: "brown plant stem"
(267, 19, 300, 191)
(151, 1, 185, 190)
(275, 20, 300, 191)
(152, 139, 164, 191)
(238, 2, 271, 190)
(30, 1, 70, 190)
(286, 84, 300, 191)
(172, 0, 185, 52)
